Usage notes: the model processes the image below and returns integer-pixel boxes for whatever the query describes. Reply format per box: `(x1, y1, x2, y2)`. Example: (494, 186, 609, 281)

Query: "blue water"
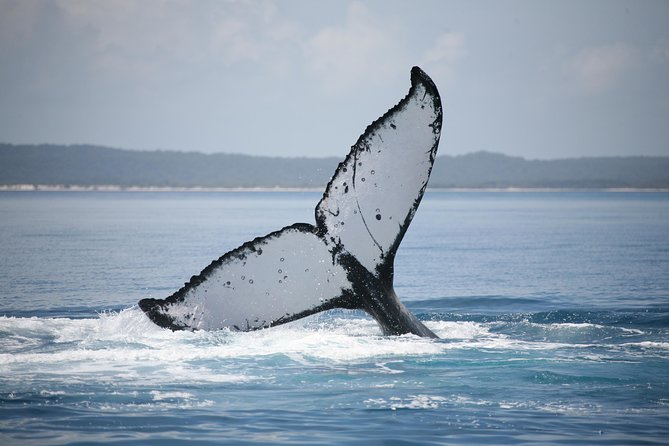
(1, 191, 668, 445)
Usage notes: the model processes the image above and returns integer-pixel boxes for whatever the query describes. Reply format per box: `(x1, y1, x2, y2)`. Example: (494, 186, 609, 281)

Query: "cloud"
(304, 2, 407, 92)
(0, 0, 41, 46)
(57, 0, 200, 80)
(565, 43, 637, 93)
(1, 0, 304, 88)
(420, 32, 466, 85)
(651, 40, 669, 64)
(209, 1, 303, 72)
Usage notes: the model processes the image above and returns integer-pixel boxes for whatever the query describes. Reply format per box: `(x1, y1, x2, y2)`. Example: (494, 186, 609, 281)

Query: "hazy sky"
(1, 0, 668, 159)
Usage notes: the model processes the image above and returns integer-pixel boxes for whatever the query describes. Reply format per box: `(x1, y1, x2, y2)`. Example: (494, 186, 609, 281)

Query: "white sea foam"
(364, 394, 449, 410)
(620, 341, 669, 350)
(1, 309, 665, 386)
(542, 322, 645, 337)
(150, 390, 195, 401)
(536, 401, 603, 416)
(427, 320, 494, 339)
(365, 393, 610, 415)
(553, 322, 644, 335)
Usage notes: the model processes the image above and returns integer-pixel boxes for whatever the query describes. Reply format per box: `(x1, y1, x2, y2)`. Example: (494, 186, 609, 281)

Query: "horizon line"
(1, 142, 668, 162)
(2, 184, 668, 193)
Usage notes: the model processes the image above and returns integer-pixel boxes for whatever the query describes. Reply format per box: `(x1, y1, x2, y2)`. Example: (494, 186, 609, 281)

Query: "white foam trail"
(150, 390, 195, 401)
(364, 394, 449, 410)
(1, 310, 665, 384)
(427, 321, 493, 339)
(364, 393, 609, 415)
(553, 322, 643, 334)
(620, 341, 669, 350)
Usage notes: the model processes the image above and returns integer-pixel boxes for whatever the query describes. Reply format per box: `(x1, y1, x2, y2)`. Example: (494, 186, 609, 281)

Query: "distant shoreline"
(4, 144, 668, 190)
(1, 184, 668, 193)
(0, 184, 323, 193)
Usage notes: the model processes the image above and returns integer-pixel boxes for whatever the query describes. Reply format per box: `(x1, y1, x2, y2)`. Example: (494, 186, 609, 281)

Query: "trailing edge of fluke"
(139, 66, 443, 338)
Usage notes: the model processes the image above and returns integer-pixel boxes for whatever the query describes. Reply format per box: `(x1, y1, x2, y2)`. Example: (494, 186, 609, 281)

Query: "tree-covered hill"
(1, 144, 667, 189)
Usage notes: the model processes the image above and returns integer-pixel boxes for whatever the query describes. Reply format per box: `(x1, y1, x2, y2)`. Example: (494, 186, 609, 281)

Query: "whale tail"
(139, 67, 442, 337)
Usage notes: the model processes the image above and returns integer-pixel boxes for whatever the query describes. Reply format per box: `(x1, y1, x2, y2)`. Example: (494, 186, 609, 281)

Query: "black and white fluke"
(139, 67, 443, 338)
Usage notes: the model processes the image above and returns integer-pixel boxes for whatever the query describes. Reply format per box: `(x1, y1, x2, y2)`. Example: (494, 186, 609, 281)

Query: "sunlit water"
(1, 191, 668, 445)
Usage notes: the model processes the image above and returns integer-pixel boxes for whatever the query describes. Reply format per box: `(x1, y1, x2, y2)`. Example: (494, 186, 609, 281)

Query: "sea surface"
(1, 191, 668, 445)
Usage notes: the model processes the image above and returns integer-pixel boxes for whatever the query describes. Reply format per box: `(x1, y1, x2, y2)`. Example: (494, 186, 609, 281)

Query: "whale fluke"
(139, 67, 442, 338)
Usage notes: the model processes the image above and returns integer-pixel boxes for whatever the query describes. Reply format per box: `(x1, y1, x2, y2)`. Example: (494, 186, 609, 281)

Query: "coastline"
(1, 184, 668, 193)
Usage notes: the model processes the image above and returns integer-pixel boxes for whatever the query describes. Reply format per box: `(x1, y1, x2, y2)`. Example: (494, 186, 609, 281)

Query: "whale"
(139, 66, 442, 338)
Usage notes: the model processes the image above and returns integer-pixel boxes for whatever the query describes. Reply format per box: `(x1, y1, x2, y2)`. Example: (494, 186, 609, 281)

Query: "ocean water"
(1, 191, 668, 445)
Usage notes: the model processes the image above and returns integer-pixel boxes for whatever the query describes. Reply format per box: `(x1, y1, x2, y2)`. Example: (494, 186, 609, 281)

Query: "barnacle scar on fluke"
(139, 66, 443, 338)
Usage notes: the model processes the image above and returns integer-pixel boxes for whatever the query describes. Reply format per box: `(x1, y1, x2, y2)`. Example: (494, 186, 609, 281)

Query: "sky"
(1, 0, 668, 160)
